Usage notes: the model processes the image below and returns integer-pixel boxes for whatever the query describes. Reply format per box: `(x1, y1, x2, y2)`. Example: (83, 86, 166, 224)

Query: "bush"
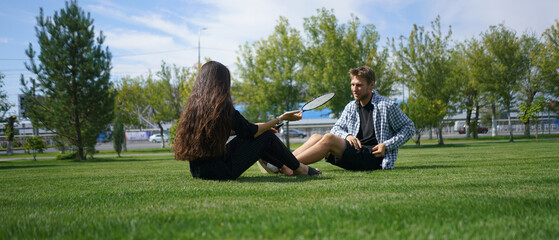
(56, 152, 78, 160)
(23, 136, 47, 161)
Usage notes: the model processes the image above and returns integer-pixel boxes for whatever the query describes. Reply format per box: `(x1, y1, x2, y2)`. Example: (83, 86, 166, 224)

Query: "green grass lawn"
(1, 141, 558, 239)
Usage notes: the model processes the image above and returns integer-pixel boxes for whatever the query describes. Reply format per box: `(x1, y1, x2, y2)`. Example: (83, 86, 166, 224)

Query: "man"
(291, 66, 415, 171)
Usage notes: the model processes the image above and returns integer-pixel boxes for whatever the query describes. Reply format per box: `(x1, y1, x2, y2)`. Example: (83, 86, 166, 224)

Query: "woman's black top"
(188, 110, 258, 176)
(229, 110, 259, 140)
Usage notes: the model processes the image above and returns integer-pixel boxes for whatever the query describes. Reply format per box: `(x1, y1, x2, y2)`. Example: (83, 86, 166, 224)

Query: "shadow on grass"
(401, 144, 472, 149)
(72, 157, 158, 163)
(237, 175, 332, 183)
(0, 165, 59, 170)
(395, 165, 463, 170)
(313, 164, 463, 173)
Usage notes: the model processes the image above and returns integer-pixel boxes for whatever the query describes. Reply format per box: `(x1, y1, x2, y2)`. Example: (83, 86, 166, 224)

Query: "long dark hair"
(174, 61, 234, 161)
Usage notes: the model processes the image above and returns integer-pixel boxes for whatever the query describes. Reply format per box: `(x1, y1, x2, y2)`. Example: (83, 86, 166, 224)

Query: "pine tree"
(21, 0, 114, 161)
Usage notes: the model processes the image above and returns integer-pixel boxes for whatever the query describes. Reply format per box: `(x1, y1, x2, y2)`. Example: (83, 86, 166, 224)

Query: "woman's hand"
(254, 110, 302, 138)
(279, 110, 303, 122)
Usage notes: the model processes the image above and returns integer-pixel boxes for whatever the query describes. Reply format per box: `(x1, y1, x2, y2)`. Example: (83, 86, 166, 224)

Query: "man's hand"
(346, 135, 362, 150)
(372, 143, 386, 157)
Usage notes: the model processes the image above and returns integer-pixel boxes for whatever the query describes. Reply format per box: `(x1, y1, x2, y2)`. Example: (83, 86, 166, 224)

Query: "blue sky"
(1, 0, 558, 116)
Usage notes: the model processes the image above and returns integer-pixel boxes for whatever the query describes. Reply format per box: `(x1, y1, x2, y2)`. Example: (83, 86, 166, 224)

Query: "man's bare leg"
(293, 134, 324, 157)
(296, 133, 347, 165)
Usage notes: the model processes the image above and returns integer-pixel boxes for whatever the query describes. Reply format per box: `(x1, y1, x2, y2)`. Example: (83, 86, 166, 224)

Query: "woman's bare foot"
(280, 165, 294, 176)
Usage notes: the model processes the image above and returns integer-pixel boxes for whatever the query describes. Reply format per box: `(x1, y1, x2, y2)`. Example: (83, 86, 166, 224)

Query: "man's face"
(350, 75, 375, 102)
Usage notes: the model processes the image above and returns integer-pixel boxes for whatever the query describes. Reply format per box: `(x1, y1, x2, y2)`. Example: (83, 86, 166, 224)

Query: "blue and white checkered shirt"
(331, 90, 415, 169)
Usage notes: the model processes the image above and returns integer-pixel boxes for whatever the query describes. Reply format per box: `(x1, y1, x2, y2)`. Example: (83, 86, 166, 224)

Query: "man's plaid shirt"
(331, 90, 415, 169)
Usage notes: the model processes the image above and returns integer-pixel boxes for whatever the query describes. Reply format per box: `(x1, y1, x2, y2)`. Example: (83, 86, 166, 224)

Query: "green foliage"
(518, 95, 546, 125)
(0, 72, 14, 120)
(1, 141, 558, 239)
(482, 24, 525, 141)
(146, 64, 180, 148)
(235, 17, 305, 123)
(302, 8, 391, 117)
(391, 16, 459, 145)
(20, 0, 114, 161)
(55, 152, 78, 160)
(400, 96, 445, 145)
(234, 9, 391, 120)
(23, 136, 47, 161)
(51, 135, 69, 153)
(541, 20, 559, 97)
(114, 76, 149, 129)
(168, 119, 179, 145)
(234, 17, 308, 147)
(114, 62, 195, 149)
(112, 114, 125, 157)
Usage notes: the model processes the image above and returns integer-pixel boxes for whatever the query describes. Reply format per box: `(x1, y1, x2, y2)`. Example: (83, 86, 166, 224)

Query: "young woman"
(174, 61, 320, 180)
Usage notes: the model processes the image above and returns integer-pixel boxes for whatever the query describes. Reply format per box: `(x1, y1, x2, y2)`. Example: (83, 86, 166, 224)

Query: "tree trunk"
(465, 96, 473, 138)
(523, 121, 531, 138)
(491, 102, 497, 137)
(535, 119, 539, 141)
(507, 105, 513, 142)
(6, 141, 13, 156)
(123, 136, 128, 152)
(428, 127, 433, 139)
(465, 107, 472, 138)
(75, 117, 85, 161)
(414, 131, 421, 146)
(473, 102, 480, 139)
(158, 122, 166, 148)
(437, 121, 444, 145)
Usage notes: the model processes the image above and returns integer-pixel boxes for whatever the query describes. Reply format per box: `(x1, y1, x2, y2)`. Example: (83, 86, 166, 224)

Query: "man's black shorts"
(325, 140, 383, 171)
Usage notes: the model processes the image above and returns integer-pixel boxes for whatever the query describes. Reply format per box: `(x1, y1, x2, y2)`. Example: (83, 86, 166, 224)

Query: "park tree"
(482, 24, 524, 142)
(115, 63, 195, 149)
(234, 17, 305, 148)
(145, 62, 190, 148)
(23, 136, 47, 161)
(0, 72, 14, 121)
(302, 8, 392, 117)
(518, 32, 547, 137)
(391, 16, 459, 145)
(456, 38, 492, 139)
(114, 76, 149, 152)
(540, 20, 559, 98)
(21, 1, 114, 161)
(400, 96, 444, 146)
(518, 95, 546, 141)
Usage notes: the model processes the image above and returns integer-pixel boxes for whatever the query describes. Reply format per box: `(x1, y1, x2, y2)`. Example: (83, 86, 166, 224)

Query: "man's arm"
(330, 103, 352, 140)
(383, 102, 415, 152)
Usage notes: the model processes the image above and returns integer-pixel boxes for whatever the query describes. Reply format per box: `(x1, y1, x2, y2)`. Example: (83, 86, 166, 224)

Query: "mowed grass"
(1, 141, 558, 239)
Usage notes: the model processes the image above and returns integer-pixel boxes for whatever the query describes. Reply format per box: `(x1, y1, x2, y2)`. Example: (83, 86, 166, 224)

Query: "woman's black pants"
(189, 131, 300, 180)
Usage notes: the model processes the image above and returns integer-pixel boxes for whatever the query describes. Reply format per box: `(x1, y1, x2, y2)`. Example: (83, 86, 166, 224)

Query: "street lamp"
(198, 27, 207, 69)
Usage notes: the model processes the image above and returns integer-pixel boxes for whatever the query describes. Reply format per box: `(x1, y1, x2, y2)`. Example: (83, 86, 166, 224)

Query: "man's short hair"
(349, 66, 375, 85)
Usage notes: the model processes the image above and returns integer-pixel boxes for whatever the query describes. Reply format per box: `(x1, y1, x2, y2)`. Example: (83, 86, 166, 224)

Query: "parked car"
(458, 124, 488, 134)
(284, 129, 307, 138)
(149, 134, 169, 143)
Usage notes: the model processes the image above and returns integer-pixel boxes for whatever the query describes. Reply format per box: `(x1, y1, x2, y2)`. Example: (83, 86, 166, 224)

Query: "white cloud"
(432, 0, 559, 40)
(129, 14, 194, 42)
(90, 0, 559, 79)
(0, 37, 9, 43)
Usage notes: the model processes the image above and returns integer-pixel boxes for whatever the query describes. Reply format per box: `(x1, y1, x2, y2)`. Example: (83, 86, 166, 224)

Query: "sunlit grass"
(1, 141, 558, 239)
